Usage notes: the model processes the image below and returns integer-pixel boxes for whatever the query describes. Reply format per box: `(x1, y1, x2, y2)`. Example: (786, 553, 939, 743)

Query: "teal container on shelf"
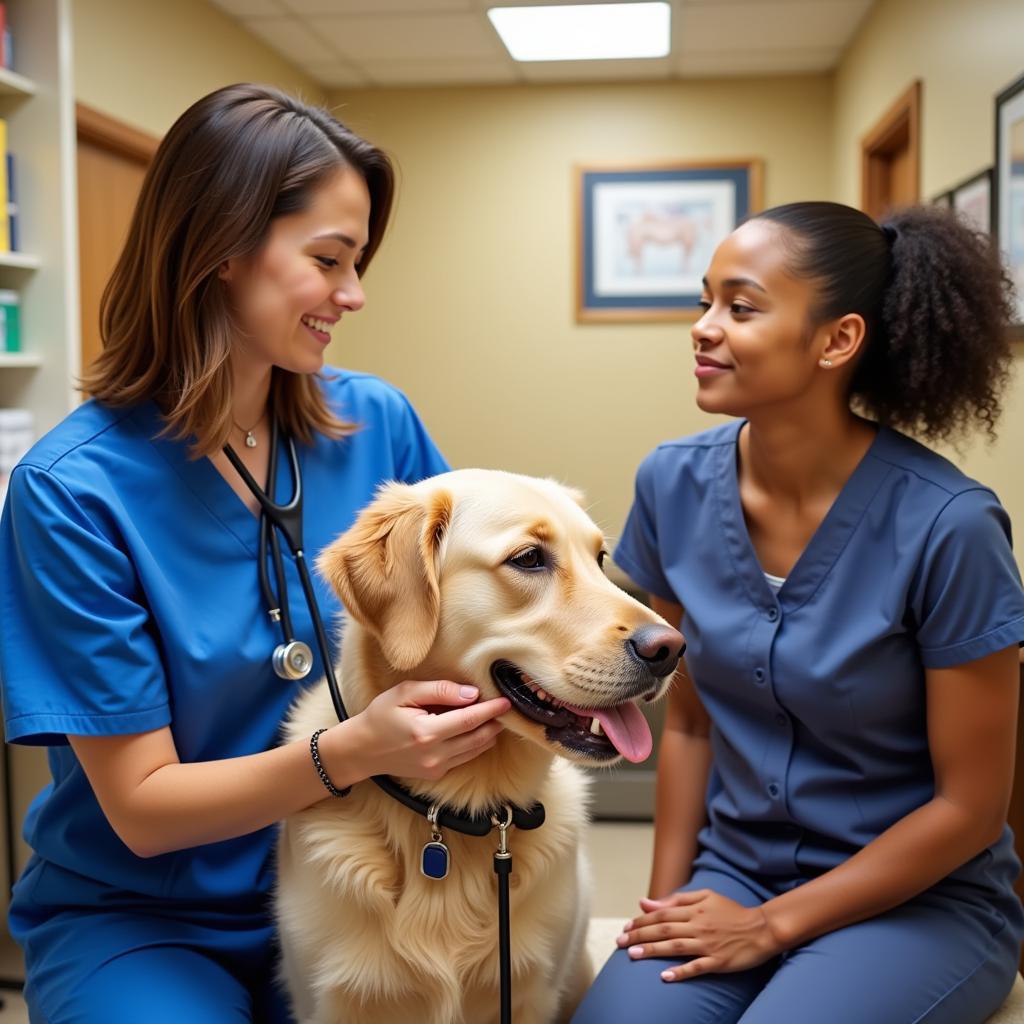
(0, 289, 20, 352)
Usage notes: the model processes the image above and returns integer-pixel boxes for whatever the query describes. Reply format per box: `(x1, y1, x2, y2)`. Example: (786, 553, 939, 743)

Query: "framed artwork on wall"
(575, 160, 763, 323)
(950, 168, 993, 236)
(994, 71, 1024, 334)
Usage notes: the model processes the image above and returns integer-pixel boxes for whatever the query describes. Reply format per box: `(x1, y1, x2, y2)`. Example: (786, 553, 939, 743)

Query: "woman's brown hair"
(81, 83, 395, 455)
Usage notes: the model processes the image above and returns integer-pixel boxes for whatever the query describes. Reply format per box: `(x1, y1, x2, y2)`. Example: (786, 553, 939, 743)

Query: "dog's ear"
(317, 482, 452, 671)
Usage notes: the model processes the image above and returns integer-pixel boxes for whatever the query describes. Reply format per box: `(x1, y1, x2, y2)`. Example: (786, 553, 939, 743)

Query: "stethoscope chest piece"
(224, 416, 321, 686)
(273, 640, 314, 681)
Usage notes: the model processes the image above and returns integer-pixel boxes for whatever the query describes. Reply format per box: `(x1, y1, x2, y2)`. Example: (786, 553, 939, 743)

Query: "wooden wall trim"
(859, 79, 922, 215)
(861, 80, 921, 153)
(76, 102, 160, 164)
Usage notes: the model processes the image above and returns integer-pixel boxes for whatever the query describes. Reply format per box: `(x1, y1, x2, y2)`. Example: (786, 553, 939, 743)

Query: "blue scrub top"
(616, 420, 1024, 896)
(0, 369, 448, 911)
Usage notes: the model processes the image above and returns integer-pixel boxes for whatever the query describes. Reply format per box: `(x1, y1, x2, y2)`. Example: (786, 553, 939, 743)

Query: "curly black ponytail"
(753, 201, 1018, 444)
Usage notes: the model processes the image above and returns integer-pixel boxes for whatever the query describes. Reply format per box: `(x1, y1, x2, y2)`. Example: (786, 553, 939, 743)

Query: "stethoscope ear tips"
(273, 640, 314, 681)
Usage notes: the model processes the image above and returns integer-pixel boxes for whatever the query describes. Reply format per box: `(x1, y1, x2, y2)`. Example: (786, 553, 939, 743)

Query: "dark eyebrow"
(312, 232, 365, 253)
(702, 276, 768, 295)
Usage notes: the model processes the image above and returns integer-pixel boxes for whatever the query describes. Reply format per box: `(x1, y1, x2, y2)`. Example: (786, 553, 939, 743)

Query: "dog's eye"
(598, 550, 608, 570)
(508, 547, 545, 571)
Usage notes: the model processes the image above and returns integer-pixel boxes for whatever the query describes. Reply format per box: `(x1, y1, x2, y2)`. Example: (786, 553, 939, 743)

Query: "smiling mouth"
(490, 660, 656, 763)
(300, 315, 335, 343)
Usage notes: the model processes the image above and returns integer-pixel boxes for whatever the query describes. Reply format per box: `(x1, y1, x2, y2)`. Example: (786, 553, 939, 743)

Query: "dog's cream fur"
(276, 470, 680, 1024)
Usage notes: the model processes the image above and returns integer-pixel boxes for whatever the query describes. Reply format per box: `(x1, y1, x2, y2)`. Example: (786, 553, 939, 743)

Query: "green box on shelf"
(0, 289, 20, 352)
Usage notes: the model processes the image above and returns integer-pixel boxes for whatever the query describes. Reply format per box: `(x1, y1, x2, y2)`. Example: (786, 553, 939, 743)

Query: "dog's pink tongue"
(569, 703, 653, 763)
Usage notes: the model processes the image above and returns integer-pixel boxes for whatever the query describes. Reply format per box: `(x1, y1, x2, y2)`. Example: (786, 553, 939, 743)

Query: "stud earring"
(820, 358, 833, 367)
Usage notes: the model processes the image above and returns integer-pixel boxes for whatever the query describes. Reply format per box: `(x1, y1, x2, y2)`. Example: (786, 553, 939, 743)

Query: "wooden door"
(76, 104, 159, 379)
(860, 81, 921, 221)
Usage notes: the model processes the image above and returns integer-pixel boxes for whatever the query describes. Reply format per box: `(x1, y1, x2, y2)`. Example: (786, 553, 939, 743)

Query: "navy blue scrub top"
(0, 369, 449, 910)
(616, 420, 1024, 892)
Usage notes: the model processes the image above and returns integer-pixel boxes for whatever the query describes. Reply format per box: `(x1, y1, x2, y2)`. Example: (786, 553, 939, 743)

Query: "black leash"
(492, 808, 514, 1024)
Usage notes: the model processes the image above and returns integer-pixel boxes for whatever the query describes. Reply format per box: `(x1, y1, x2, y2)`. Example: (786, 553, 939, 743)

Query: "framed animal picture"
(575, 160, 763, 323)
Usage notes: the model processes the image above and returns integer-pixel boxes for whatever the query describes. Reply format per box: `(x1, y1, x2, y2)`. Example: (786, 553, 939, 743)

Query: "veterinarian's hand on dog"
(616, 889, 782, 981)
(348, 681, 510, 781)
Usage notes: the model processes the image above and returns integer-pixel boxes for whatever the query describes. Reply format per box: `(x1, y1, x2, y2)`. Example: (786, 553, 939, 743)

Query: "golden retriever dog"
(276, 469, 684, 1024)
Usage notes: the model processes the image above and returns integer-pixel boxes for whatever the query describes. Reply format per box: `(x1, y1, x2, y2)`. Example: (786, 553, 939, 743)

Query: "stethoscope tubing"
(224, 418, 348, 722)
(257, 431, 296, 641)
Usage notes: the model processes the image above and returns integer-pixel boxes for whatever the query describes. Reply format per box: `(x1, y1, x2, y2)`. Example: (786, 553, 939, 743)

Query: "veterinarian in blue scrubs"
(0, 84, 510, 1024)
(573, 202, 1024, 1024)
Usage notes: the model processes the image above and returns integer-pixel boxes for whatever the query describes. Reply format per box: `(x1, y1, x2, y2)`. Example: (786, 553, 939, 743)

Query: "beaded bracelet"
(310, 728, 351, 798)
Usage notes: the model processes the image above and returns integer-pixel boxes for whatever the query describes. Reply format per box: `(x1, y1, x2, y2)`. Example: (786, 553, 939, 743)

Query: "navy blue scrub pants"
(11, 903, 293, 1023)
(572, 866, 1021, 1024)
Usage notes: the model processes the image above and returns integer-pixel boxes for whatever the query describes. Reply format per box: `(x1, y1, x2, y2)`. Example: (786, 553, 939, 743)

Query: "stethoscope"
(224, 414, 336, 688)
(224, 412, 544, 1024)
(224, 414, 320, 683)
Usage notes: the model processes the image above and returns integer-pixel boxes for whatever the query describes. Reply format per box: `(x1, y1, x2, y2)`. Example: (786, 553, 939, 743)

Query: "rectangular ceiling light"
(488, 3, 671, 62)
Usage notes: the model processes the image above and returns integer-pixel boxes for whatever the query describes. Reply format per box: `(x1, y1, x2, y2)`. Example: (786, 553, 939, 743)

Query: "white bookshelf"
(0, 65, 35, 99)
(0, 0, 79, 933)
(0, 352, 41, 368)
(0, 251, 40, 271)
(0, 0, 79, 428)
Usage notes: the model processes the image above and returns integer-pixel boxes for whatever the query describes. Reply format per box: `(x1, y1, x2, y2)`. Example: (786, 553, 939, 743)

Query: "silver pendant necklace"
(233, 417, 261, 448)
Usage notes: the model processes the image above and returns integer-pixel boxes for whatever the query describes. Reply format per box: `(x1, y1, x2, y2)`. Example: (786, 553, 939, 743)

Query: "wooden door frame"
(74, 105, 159, 386)
(76, 102, 159, 163)
(860, 80, 922, 219)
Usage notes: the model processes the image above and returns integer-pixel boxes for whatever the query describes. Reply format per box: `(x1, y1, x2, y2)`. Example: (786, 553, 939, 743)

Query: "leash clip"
(491, 805, 513, 860)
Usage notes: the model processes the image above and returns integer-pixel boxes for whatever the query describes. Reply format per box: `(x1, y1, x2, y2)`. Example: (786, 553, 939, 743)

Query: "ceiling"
(206, 0, 876, 90)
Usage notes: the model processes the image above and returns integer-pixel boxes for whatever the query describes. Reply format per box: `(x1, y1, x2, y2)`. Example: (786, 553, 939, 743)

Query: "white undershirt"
(763, 571, 786, 593)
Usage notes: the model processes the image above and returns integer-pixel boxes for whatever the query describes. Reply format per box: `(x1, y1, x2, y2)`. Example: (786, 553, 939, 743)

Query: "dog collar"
(372, 775, 545, 836)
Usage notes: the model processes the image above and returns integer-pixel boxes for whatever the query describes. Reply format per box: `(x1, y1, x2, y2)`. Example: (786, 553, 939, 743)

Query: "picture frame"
(994, 71, 1024, 334)
(949, 168, 993, 236)
(575, 160, 763, 323)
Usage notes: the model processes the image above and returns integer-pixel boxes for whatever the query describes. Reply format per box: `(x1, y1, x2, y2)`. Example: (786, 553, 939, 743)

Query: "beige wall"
(326, 77, 833, 553)
(72, 0, 324, 137)
(833, 0, 1024, 554)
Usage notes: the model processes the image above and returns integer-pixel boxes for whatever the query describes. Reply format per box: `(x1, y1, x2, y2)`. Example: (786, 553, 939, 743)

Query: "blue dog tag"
(421, 840, 450, 880)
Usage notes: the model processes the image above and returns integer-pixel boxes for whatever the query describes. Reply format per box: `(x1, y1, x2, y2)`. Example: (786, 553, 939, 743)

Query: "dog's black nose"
(626, 625, 685, 677)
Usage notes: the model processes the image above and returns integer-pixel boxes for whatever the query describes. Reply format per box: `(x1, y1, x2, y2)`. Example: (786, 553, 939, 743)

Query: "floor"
(585, 820, 656, 919)
(0, 821, 654, 1022)
(0, 933, 25, 1023)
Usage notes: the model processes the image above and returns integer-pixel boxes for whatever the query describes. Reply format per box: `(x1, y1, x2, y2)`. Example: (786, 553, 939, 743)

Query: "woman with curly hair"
(574, 202, 1024, 1023)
